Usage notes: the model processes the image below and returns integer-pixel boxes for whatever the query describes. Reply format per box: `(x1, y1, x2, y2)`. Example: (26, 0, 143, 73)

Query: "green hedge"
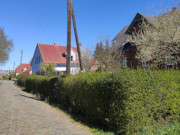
(63, 70, 180, 134)
(24, 70, 180, 134)
(26, 75, 59, 100)
(17, 74, 23, 85)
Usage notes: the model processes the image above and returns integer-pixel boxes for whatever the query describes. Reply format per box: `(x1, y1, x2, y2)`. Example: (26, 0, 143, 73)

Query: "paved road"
(0, 80, 92, 135)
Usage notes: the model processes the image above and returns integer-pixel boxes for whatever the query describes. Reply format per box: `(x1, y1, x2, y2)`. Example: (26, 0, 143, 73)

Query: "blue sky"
(0, 0, 176, 70)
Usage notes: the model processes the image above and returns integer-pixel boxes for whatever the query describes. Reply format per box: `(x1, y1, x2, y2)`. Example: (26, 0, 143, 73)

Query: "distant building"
(90, 59, 99, 72)
(0, 70, 13, 76)
(31, 43, 80, 75)
(16, 63, 32, 75)
(113, 10, 180, 69)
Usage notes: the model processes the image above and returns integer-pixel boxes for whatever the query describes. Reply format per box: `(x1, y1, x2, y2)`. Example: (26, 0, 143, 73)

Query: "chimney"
(54, 43, 58, 46)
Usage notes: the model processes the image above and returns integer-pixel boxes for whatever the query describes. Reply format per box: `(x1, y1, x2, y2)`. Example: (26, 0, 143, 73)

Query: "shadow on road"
(15, 94, 41, 101)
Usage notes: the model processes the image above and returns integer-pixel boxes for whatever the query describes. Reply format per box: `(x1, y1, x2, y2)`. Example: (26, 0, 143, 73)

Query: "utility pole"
(66, 0, 72, 75)
(71, 1, 83, 71)
(12, 62, 15, 80)
(19, 50, 23, 74)
(66, 0, 83, 75)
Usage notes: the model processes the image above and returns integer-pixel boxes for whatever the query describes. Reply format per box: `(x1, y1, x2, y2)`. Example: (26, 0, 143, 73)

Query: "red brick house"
(16, 63, 32, 75)
(112, 13, 156, 68)
(113, 11, 180, 69)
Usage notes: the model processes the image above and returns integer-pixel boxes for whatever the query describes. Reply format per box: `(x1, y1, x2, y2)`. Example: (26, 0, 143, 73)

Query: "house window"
(35, 56, 40, 64)
(135, 34, 140, 45)
(123, 57, 127, 68)
(166, 54, 172, 66)
(56, 64, 66, 67)
(71, 56, 74, 62)
(113, 40, 117, 44)
(141, 57, 147, 67)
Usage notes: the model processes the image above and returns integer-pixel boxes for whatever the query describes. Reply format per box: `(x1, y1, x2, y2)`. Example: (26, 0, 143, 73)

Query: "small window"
(71, 56, 74, 62)
(35, 56, 40, 64)
(141, 57, 147, 67)
(56, 64, 66, 67)
(135, 34, 140, 45)
(113, 40, 117, 44)
(166, 54, 172, 66)
(123, 57, 127, 68)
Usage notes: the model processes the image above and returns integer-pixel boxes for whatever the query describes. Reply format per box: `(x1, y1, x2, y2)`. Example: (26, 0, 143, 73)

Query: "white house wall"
(55, 66, 80, 75)
(31, 46, 79, 75)
(71, 49, 76, 62)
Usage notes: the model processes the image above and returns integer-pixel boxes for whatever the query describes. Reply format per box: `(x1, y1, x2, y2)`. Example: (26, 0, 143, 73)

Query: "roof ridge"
(38, 43, 77, 48)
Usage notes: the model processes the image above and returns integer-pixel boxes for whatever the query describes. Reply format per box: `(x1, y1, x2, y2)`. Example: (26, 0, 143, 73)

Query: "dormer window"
(122, 39, 129, 46)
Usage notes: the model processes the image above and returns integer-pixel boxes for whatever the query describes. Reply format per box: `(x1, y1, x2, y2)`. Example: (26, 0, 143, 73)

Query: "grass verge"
(140, 122, 180, 135)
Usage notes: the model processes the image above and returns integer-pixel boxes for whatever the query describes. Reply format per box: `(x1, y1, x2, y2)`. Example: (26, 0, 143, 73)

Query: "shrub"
(17, 72, 30, 86)
(22, 70, 180, 134)
(17, 74, 23, 86)
(26, 75, 59, 100)
(2, 75, 9, 80)
(63, 70, 180, 134)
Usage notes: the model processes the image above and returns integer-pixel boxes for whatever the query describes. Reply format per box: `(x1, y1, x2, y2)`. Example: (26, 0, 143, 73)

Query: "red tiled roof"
(38, 43, 78, 64)
(16, 63, 31, 74)
(26, 66, 32, 72)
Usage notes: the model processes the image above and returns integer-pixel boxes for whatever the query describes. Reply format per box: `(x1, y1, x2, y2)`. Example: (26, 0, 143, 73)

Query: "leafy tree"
(94, 42, 104, 59)
(0, 27, 13, 64)
(132, 7, 180, 66)
(40, 62, 56, 72)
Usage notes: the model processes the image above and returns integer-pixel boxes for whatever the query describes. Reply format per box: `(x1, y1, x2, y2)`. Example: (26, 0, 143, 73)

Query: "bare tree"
(0, 27, 13, 64)
(81, 47, 93, 72)
(94, 40, 123, 71)
(132, 6, 180, 66)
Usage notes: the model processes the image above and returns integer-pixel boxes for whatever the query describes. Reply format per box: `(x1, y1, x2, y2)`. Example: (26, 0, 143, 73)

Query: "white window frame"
(123, 57, 127, 68)
(141, 57, 147, 67)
